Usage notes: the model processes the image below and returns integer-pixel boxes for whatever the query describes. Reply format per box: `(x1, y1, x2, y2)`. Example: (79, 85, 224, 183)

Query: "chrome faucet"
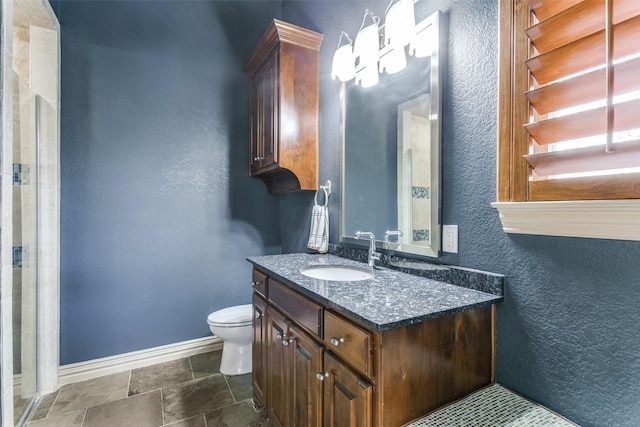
(354, 231, 381, 268)
(384, 230, 403, 243)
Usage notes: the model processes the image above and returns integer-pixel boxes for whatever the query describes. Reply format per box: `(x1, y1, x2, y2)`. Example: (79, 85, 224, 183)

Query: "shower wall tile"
(38, 184, 58, 246)
(13, 0, 57, 30)
(39, 245, 57, 269)
(13, 163, 30, 184)
(3, 180, 15, 264)
(31, 27, 58, 106)
(37, 103, 59, 186)
(12, 246, 24, 269)
(12, 25, 30, 86)
(38, 326, 60, 394)
(1, 293, 15, 394)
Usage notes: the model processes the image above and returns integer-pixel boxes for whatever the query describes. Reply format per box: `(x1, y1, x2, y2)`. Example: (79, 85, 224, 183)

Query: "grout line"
(160, 388, 165, 426)
(222, 374, 237, 403)
(80, 408, 88, 426)
(187, 355, 195, 381)
(43, 388, 61, 420)
(202, 412, 208, 427)
(126, 368, 133, 398)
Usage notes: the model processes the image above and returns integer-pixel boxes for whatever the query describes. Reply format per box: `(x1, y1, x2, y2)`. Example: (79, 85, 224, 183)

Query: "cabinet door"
(323, 352, 372, 427)
(267, 306, 289, 427)
(252, 293, 267, 408)
(289, 324, 324, 427)
(249, 51, 278, 174)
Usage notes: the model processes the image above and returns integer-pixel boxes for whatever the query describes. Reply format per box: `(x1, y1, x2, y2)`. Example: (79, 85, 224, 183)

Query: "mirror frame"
(340, 9, 443, 258)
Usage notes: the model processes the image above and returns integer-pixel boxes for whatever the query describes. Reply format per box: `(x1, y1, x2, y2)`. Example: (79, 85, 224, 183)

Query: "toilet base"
(220, 341, 252, 376)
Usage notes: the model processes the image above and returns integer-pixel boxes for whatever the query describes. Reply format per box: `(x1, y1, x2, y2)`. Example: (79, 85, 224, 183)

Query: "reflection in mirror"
(398, 94, 432, 249)
(340, 10, 442, 257)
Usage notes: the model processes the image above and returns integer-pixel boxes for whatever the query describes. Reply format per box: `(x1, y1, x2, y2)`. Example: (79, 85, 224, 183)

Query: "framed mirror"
(340, 9, 443, 258)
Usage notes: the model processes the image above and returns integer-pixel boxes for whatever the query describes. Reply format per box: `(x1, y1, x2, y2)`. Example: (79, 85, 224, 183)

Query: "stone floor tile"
(226, 373, 253, 402)
(163, 414, 207, 427)
(28, 389, 60, 422)
(162, 374, 234, 424)
(128, 358, 193, 396)
(204, 400, 271, 427)
(49, 371, 130, 416)
(25, 409, 85, 426)
(189, 350, 221, 379)
(83, 390, 162, 427)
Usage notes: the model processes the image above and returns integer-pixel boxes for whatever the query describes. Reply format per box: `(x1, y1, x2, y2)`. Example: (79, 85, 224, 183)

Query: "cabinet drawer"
(324, 311, 372, 377)
(269, 278, 322, 337)
(252, 269, 268, 298)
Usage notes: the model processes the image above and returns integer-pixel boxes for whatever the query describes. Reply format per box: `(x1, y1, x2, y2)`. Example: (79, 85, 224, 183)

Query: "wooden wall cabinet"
(243, 20, 322, 193)
(251, 268, 494, 427)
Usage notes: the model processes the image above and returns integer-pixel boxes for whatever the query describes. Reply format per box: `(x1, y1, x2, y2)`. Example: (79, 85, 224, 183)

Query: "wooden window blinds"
(502, 0, 640, 202)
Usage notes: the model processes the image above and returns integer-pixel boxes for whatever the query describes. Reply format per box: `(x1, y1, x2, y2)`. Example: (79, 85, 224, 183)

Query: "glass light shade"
(331, 44, 356, 81)
(384, 0, 415, 47)
(410, 21, 433, 58)
(354, 23, 379, 69)
(355, 65, 379, 88)
(379, 46, 406, 74)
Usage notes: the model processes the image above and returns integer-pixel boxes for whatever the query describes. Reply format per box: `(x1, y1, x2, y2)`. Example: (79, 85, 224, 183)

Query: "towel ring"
(315, 187, 329, 207)
(315, 180, 331, 207)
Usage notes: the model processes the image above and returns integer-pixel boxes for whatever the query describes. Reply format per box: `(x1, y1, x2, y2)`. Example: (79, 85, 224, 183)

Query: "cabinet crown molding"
(244, 19, 323, 76)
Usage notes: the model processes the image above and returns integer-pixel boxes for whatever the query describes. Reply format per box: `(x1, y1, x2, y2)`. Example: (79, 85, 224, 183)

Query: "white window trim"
(491, 200, 640, 241)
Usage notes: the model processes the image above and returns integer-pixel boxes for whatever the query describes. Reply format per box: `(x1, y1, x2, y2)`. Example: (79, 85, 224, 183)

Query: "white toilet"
(207, 304, 253, 375)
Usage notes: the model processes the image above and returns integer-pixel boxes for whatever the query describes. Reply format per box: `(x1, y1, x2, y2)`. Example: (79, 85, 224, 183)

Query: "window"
(493, 0, 640, 240)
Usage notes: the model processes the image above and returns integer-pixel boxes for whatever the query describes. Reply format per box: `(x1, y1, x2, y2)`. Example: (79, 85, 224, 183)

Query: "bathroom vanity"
(248, 253, 503, 427)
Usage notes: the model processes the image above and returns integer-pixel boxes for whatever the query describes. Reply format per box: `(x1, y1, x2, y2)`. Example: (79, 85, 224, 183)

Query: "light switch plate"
(442, 225, 458, 253)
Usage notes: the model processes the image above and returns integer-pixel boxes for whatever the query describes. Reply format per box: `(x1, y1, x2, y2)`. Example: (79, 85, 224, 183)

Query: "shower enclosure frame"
(0, 0, 60, 424)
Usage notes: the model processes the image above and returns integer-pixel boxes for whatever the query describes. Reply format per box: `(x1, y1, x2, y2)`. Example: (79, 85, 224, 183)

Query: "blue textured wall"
(57, 0, 283, 364)
(283, 1, 640, 426)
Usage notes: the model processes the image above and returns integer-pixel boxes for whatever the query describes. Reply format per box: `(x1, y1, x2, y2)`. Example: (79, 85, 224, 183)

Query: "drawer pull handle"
(330, 337, 345, 346)
(316, 372, 329, 381)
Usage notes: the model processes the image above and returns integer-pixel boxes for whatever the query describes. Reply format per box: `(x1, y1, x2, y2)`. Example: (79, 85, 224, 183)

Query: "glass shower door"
(12, 74, 39, 425)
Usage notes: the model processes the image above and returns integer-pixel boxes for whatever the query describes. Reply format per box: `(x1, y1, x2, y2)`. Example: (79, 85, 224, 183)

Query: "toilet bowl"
(207, 304, 253, 375)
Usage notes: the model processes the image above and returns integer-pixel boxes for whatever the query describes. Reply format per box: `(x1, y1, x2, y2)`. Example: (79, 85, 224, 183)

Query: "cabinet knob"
(316, 372, 329, 381)
(330, 337, 345, 346)
(276, 333, 283, 340)
(282, 339, 290, 346)
(254, 311, 262, 319)
(253, 156, 263, 162)
(251, 281, 261, 286)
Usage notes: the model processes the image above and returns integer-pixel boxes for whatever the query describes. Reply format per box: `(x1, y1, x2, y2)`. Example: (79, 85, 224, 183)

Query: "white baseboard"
(59, 336, 223, 386)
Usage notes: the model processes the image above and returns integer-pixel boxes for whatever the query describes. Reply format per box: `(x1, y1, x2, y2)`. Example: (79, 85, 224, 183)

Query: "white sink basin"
(300, 265, 373, 282)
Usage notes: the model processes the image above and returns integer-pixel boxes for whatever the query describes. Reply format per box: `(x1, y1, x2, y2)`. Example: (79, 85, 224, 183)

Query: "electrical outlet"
(442, 225, 458, 253)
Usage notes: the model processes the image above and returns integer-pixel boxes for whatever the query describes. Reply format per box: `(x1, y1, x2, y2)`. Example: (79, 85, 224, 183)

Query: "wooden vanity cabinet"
(244, 19, 323, 193)
(251, 293, 267, 408)
(324, 351, 373, 427)
(251, 268, 494, 427)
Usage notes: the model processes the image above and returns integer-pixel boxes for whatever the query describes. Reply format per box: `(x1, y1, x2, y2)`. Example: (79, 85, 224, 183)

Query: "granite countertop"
(247, 253, 502, 331)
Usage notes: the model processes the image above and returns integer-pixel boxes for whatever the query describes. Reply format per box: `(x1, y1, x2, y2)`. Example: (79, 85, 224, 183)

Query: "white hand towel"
(307, 203, 329, 254)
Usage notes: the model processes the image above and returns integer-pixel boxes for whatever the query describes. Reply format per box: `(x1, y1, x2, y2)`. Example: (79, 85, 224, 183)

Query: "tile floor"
(20, 351, 579, 427)
(23, 350, 271, 427)
(406, 384, 580, 427)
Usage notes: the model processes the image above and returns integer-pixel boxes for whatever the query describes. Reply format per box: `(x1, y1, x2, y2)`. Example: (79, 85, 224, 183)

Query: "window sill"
(491, 200, 640, 241)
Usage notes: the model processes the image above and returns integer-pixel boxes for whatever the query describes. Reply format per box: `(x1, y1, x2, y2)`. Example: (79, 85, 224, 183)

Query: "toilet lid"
(207, 304, 253, 326)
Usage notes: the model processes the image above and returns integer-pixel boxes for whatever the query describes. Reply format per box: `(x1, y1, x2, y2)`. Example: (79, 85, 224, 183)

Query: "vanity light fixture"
(331, 31, 356, 81)
(409, 14, 434, 58)
(379, 0, 415, 74)
(333, 0, 429, 86)
(354, 10, 380, 87)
